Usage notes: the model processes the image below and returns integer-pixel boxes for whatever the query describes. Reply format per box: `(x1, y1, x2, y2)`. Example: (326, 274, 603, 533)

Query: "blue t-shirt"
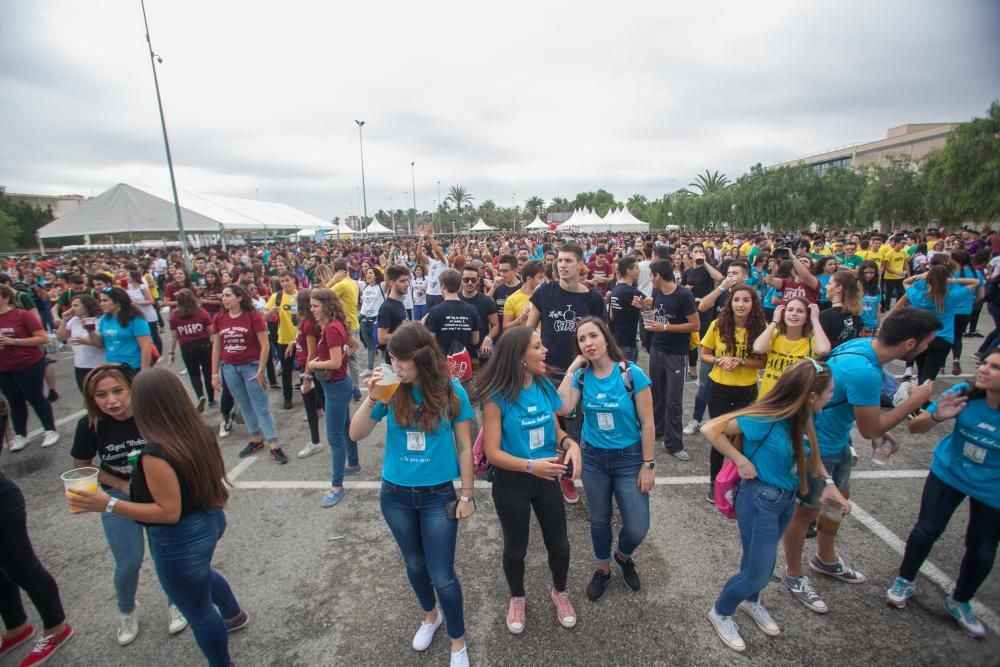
(817, 274, 832, 304)
(815, 338, 881, 456)
(736, 416, 808, 491)
(927, 384, 1000, 509)
(860, 289, 880, 328)
(763, 285, 780, 309)
(370, 378, 474, 486)
(491, 379, 562, 459)
(951, 268, 983, 316)
(905, 280, 968, 344)
(573, 362, 651, 450)
(98, 315, 151, 369)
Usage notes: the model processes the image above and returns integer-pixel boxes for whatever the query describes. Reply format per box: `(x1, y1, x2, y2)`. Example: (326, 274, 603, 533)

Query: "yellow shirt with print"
(858, 249, 883, 271)
(700, 321, 759, 387)
(503, 289, 534, 327)
(739, 241, 754, 257)
(759, 331, 814, 398)
(331, 278, 360, 333)
(265, 290, 299, 345)
(881, 247, 908, 279)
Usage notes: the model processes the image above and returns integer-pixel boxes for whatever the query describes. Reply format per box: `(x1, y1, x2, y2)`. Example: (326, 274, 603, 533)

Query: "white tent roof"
(37, 183, 333, 239)
(559, 204, 649, 233)
(469, 219, 495, 231)
(363, 219, 393, 234)
(526, 215, 548, 230)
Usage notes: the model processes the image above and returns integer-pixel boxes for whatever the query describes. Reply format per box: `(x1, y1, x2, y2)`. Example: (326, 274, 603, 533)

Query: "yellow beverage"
(370, 379, 401, 403)
(61, 467, 100, 514)
(816, 513, 842, 536)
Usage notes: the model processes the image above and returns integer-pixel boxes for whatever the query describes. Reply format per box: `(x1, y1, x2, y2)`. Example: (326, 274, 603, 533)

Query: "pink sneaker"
(18, 624, 73, 667)
(550, 588, 577, 628)
(506, 596, 526, 634)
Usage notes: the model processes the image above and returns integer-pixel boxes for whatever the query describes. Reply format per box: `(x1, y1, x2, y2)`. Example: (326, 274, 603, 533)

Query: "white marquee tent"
(525, 215, 549, 231)
(363, 219, 394, 235)
(469, 219, 495, 232)
(559, 205, 649, 232)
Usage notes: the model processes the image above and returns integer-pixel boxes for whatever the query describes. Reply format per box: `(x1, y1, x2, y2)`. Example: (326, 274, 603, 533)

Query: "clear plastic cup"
(817, 498, 846, 536)
(641, 310, 656, 322)
(370, 365, 401, 403)
(61, 467, 100, 514)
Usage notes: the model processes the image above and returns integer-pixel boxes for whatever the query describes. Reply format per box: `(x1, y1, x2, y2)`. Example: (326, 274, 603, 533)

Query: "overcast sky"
(1, 0, 997, 221)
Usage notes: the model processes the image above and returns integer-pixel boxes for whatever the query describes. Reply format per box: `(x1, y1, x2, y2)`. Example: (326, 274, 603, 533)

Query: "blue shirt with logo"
(735, 416, 809, 491)
(815, 338, 882, 456)
(98, 315, 151, 369)
(951, 268, 984, 316)
(491, 379, 562, 459)
(573, 362, 651, 450)
(861, 289, 881, 329)
(927, 384, 1000, 509)
(905, 280, 969, 344)
(370, 378, 474, 486)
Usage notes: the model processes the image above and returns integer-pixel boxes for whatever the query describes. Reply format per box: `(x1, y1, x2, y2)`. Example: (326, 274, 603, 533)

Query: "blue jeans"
(691, 357, 713, 422)
(581, 442, 650, 563)
(320, 375, 358, 487)
(221, 361, 278, 443)
(413, 304, 427, 321)
(380, 481, 465, 639)
(147, 510, 241, 667)
(101, 489, 147, 613)
(619, 345, 638, 363)
(715, 478, 796, 616)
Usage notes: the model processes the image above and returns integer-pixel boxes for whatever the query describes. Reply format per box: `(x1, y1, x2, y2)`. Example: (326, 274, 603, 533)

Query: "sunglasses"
(462, 277, 479, 284)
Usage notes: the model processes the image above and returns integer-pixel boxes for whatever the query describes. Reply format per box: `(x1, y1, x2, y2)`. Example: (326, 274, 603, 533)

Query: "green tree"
(0, 209, 21, 249)
(548, 197, 571, 214)
(858, 158, 924, 231)
(0, 197, 54, 249)
(687, 170, 730, 195)
(571, 189, 619, 216)
(445, 185, 475, 218)
(524, 196, 546, 218)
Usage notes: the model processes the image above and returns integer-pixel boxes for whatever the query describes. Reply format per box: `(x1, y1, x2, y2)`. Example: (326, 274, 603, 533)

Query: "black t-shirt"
(530, 281, 607, 371)
(71, 415, 146, 487)
(460, 291, 497, 356)
(376, 296, 407, 337)
(699, 288, 730, 336)
(682, 266, 715, 299)
(129, 441, 201, 527)
(651, 285, 697, 355)
(425, 299, 480, 355)
(492, 283, 521, 332)
(819, 306, 863, 350)
(609, 282, 644, 348)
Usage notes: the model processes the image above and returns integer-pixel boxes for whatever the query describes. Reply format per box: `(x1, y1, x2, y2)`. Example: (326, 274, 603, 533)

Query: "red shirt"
(0, 308, 45, 371)
(586, 258, 611, 290)
(169, 309, 213, 345)
(780, 278, 820, 305)
(294, 318, 317, 367)
(214, 309, 266, 366)
(164, 282, 190, 303)
(316, 319, 349, 382)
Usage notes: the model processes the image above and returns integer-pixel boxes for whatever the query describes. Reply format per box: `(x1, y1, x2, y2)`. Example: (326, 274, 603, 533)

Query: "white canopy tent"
(363, 219, 394, 235)
(469, 219, 495, 232)
(558, 205, 649, 233)
(526, 215, 549, 231)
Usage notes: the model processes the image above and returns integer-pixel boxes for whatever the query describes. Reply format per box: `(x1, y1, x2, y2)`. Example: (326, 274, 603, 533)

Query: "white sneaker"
(450, 642, 469, 667)
(167, 604, 188, 635)
(218, 416, 233, 438)
(682, 419, 701, 436)
(10, 434, 27, 452)
(41, 431, 60, 448)
(117, 610, 139, 646)
(297, 442, 325, 459)
(411, 609, 442, 651)
(708, 607, 745, 652)
(738, 599, 780, 636)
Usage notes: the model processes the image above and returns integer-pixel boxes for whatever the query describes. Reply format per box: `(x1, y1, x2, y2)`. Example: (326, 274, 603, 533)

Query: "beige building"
(772, 122, 961, 174)
(0, 188, 86, 218)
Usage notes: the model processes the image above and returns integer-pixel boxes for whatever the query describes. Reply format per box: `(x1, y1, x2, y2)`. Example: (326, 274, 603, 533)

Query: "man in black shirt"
(376, 265, 410, 363)
(682, 244, 723, 379)
(609, 256, 645, 362)
(489, 254, 521, 336)
(459, 265, 498, 368)
(425, 268, 480, 357)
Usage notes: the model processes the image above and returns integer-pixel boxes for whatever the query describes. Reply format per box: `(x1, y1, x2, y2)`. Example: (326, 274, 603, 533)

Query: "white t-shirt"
(126, 285, 157, 322)
(411, 277, 427, 305)
(637, 260, 653, 297)
(359, 285, 385, 318)
(425, 258, 448, 296)
(67, 316, 106, 369)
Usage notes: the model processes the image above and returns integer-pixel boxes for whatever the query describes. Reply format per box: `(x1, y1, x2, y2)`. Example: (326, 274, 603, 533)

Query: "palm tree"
(548, 196, 571, 213)
(524, 196, 546, 217)
(446, 185, 474, 215)
(687, 170, 730, 195)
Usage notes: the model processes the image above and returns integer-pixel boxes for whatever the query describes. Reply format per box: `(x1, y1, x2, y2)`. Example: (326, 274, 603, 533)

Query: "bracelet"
(930, 412, 945, 423)
(559, 434, 572, 450)
(459, 495, 474, 503)
(526, 459, 533, 473)
(366, 397, 378, 408)
(212, 373, 220, 378)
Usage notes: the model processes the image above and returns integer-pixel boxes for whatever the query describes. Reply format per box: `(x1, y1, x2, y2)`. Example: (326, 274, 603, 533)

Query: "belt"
(381, 480, 453, 493)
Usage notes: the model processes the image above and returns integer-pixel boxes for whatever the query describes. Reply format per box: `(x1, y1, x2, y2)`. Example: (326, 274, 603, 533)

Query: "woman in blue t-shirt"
(473, 326, 582, 636)
(947, 251, 985, 375)
(349, 322, 475, 667)
(700, 359, 838, 653)
(557, 317, 655, 602)
(858, 260, 882, 336)
(887, 347, 1000, 639)
(89, 287, 153, 372)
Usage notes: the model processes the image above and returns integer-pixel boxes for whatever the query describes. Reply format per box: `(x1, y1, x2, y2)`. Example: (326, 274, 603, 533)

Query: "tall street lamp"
(410, 161, 417, 235)
(355, 120, 368, 224)
(139, 0, 190, 267)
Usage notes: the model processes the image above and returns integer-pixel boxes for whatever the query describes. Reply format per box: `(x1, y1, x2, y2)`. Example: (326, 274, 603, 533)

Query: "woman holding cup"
(349, 322, 475, 666)
(70, 365, 187, 645)
(701, 358, 838, 652)
(55, 293, 105, 391)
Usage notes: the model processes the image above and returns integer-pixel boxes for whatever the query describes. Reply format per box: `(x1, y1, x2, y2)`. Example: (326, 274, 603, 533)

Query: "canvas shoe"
(411, 609, 442, 651)
(41, 431, 60, 448)
(0, 625, 34, 660)
(738, 600, 780, 636)
(782, 569, 828, 613)
(168, 605, 188, 635)
(809, 554, 866, 583)
(10, 435, 27, 452)
(550, 588, 577, 629)
(506, 597, 526, 634)
(117, 610, 138, 646)
(297, 442, 324, 458)
(707, 608, 746, 652)
(18, 624, 74, 667)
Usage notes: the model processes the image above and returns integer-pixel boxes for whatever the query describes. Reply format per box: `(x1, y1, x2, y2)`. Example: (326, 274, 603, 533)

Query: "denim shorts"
(797, 446, 852, 509)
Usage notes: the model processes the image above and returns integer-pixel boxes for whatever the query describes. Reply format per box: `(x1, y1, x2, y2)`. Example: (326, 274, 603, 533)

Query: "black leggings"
(0, 359, 55, 436)
(74, 366, 95, 393)
(0, 481, 66, 631)
(492, 468, 570, 597)
(915, 336, 951, 384)
(275, 343, 294, 402)
(302, 380, 326, 444)
(706, 380, 758, 487)
(180, 339, 214, 402)
(951, 314, 970, 359)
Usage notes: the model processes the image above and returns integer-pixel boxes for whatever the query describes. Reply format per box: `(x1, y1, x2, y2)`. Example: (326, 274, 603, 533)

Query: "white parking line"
(849, 503, 998, 631)
(26, 409, 87, 439)
(227, 457, 258, 483)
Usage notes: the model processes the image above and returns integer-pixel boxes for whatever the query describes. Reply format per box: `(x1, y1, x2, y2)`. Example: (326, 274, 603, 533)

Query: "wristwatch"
(642, 460, 655, 470)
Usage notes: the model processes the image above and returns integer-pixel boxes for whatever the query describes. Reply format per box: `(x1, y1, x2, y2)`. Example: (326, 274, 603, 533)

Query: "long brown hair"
(309, 288, 349, 332)
(571, 317, 625, 363)
(715, 285, 766, 356)
(777, 296, 814, 338)
(703, 359, 829, 494)
(830, 270, 863, 316)
(386, 322, 460, 433)
(83, 365, 134, 427)
(925, 260, 953, 312)
(131, 369, 230, 509)
(174, 288, 202, 319)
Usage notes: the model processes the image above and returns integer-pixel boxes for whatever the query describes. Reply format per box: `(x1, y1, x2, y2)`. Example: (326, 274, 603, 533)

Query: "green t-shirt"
(840, 255, 863, 270)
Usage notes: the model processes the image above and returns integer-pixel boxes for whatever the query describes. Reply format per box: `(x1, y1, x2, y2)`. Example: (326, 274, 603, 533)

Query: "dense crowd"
(1, 223, 999, 666)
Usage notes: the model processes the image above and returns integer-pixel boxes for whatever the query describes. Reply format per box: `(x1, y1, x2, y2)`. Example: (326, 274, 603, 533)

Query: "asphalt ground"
(2, 321, 998, 666)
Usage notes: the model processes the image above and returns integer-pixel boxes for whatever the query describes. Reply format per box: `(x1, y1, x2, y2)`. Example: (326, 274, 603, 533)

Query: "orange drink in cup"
(370, 366, 401, 403)
(61, 467, 100, 514)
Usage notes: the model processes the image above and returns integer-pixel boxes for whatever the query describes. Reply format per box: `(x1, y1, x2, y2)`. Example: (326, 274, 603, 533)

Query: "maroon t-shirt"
(780, 278, 820, 305)
(0, 308, 45, 371)
(163, 282, 189, 303)
(315, 319, 349, 382)
(169, 309, 213, 345)
(214, 309, 266, 366)
(587, 259, 611, 291)
(294, 318, 317, 367)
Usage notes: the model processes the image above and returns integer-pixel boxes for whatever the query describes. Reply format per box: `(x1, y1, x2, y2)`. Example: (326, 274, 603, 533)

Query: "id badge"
(597, 413, 615, 431)
(529, 428, 545, 450)
(406, 432, 427, 452)
(963, 442, 987, 464)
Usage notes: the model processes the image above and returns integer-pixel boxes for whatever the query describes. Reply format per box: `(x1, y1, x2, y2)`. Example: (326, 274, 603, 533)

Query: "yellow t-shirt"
(881, 247, 908, 278)
(700, 321, 759, 387)
(265, 290, 299, 345)
(739, 241, 753, 258)
(759, 331, 814, 398)
(331, 278, 360, 333)
(503, 289, 533, 326)
(859, 249, 883, 271)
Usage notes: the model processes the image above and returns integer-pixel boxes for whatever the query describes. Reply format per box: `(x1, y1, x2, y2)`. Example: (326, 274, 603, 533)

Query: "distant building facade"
(0, 187, 86, 218)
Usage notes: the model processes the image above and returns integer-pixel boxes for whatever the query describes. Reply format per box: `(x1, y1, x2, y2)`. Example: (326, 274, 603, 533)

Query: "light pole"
(403, 191, 409, 234)
(139, 0, 190, 268)
(389, 196, 394, 232)
(410, 161, 416, 235)
(355, 120, 368, 224)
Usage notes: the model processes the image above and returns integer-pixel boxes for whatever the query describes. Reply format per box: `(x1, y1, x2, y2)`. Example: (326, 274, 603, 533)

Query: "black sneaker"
(283, 399, 293, 410)
(586, 569, 611, 601)
(614, 553, 640, 591)
(47, 390, 59, 402)
(806, 520, 818, 539)
(270, 447, 289, 465)
(239, 441, 264, 458)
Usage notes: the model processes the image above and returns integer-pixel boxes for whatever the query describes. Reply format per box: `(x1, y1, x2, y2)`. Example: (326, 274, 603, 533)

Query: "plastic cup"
(641, 310, 656, 322)
(61, 467, 100, 514)
(82, 317, 97, 332)
(817, 498, 846, 536)
(370, 365, 401, 403)
(872, 438, 894, 466)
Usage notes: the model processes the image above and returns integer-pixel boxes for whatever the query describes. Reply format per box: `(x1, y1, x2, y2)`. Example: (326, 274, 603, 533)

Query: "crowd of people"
(0, 223, 998, 665)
